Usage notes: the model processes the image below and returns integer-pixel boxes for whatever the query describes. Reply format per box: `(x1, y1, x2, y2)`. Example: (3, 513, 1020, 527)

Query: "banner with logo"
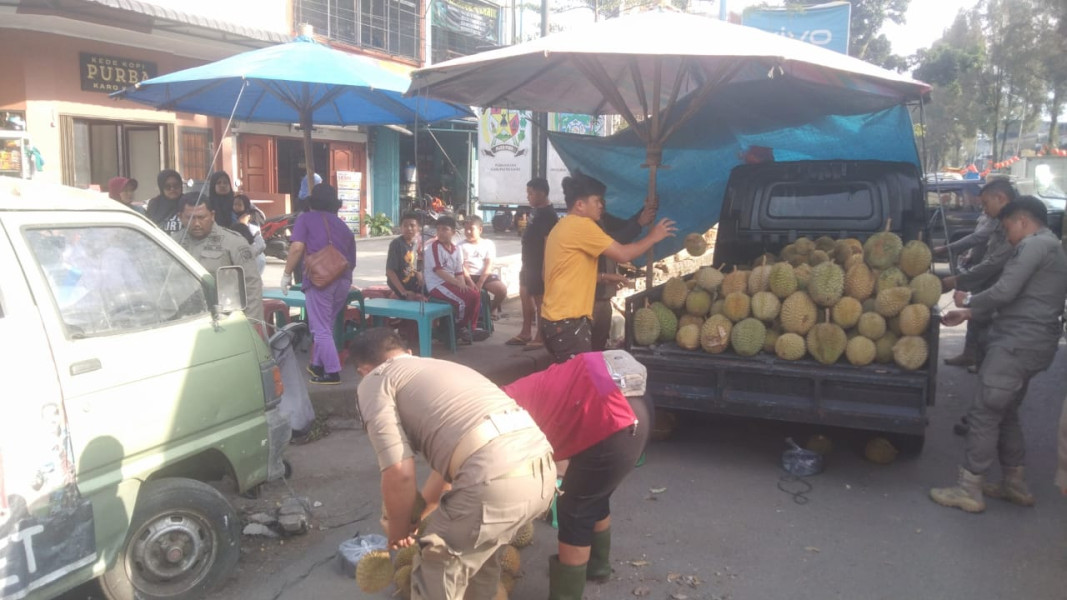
(742, 1, 851, 55)
(434, 0, 500, 44)
(477, 108, 532, 204)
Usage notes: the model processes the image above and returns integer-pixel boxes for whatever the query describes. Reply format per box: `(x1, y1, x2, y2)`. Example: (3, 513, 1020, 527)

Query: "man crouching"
(352, 328, 556, 600)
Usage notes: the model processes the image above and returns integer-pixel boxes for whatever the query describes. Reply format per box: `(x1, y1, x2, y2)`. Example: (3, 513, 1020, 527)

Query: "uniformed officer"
(352, 328, 555, 600)
(932, 196, 1067, 513)
(938, 179, 1016, 369)
(172, 193, 264, 327)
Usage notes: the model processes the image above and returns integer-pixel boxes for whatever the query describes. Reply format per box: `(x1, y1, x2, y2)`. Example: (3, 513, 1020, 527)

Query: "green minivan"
(0, 178, 285, 599)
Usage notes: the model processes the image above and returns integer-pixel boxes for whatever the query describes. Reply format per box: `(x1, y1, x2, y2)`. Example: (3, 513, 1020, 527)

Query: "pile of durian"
(358, 520, 534, 598)
(633, 229, 938, 371)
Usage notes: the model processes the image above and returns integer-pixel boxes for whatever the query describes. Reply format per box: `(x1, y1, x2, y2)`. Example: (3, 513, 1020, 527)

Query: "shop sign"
(79, 53, 158, 94)
(433, 0, 500, 43)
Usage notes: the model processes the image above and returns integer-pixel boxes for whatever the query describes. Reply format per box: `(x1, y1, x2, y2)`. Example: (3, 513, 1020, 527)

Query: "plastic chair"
(479, 288, 494, 332)
(332, 289, 365, 352)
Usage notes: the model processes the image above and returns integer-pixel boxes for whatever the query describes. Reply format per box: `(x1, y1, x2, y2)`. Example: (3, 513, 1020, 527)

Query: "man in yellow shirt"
(541, 172, 676, 362)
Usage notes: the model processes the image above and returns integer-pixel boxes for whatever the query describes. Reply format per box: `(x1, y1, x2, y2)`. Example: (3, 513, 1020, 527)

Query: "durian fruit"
(510, 522, 534, 548)
(676, 324, 701, 350)
(893, 336, 929, 370)
(722, 292, 751, 322)
(780, 291, 817, 335)
(809, 249, 831, 266)
(633, 307, 661, 346)
(721, 268, 750, 296)
(794, 237, 816, 255)
(909, 273, 942, 308)
(499, 545, 522, 577)
(834, 238, 863, 265)
(875, 287, 912, 318)
(394, 565, 413, 599)
(815, 235, 836, 253)
(356, 550, 395, 593)
(831, 297, 863, 329)
(806, 434, 833, 455)
(806, 314, 847, 365)
(748, 261, 773, 294)
(845, 336, 877, 366)
(875, 332, 899, 363)
(899, 239, 933, 278)
(730, 318, 767, 357)
(898, 304, 931, 336)
(684, 232, 708, 256)
(787, 251, 809, 267)
(751, 291, 781, 322)
(686, 279, 697, 291)
(844, 264, 875, 301)
(751, 252, 778, 269)
(863, 225, 903, 270)
(864, 437, 899, 465)
(775, 332, 806, 360)
(678, 314, 705, 330)
(769, 262, 798, 298)
(857, 312, 887, 340)
(845, 253, 866, 271)
(809, 262, 845, 307)
(662, 277, 689, 311)
(694, 266, 725, 293)
(709, 299, 725, 316)
(780, 244, 799, 265)
(700, 314, 733, 354)
(500, 572, 518, 594)
(793, 263, 813, 291)
(876, 267, 908, 294)
(651, 302, 678, 343)
(395, 544, 419, 569)
(685, 289, 713, 316)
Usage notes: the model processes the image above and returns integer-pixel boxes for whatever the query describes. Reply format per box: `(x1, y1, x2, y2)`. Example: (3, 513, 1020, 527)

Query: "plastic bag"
(781, 437, 823, 477)
(338, 534, 388, 577)
(269, 322, 316, 432)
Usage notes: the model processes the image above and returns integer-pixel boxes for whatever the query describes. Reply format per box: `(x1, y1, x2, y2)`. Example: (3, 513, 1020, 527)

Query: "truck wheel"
(891, 434, 926, 456)
(99, 478, 240, 600)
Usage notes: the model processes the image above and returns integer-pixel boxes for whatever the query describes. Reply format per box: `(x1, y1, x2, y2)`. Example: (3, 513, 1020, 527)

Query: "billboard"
(742, 1, 851, 55)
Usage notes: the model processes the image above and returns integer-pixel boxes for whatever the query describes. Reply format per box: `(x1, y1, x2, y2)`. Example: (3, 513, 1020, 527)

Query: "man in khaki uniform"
(173, 193, 264, 326)
(352, 328, 555, 600)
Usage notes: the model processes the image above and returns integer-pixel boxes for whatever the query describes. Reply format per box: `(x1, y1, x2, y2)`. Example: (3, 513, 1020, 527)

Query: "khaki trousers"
(964, 345, 1055, 474)
(411, 453, 556, 600)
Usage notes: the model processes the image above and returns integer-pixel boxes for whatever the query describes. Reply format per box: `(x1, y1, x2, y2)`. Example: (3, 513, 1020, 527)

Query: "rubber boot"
(982, 466, 1035, 507)
(548, 555, 586, 600)
(930, 467, 986, 513)
(586, 528, 612, 583)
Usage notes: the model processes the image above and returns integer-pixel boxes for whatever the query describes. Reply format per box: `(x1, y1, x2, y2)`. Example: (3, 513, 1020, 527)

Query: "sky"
(719, 0, 983, 57)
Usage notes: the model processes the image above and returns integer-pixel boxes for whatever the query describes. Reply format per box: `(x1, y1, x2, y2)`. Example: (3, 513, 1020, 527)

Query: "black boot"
(587, 528, 612, 583)
(548, 555, 586, 600)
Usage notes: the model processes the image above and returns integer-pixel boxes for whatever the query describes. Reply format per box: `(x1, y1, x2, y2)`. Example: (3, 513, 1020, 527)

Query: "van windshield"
(25, 226, 209, 336)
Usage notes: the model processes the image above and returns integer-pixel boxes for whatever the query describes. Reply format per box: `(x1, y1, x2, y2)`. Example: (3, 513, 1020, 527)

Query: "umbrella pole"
(644, 147, 660, 292)
(301, 110, 316, 207)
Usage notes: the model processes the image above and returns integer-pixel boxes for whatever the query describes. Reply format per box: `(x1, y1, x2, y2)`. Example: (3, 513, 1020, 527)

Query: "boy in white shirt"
(424, 216, 485, 344)
(460, 216, 508, 320)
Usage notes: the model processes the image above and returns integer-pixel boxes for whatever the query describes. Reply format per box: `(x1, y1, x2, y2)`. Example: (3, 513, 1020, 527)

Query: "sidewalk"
(301, 295, 553, 419)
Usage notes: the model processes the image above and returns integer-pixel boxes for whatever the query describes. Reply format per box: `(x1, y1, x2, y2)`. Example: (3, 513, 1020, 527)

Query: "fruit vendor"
(502, 350, 650, 600)
(540, 170, 676, 362)
(592, 198, 659, 350)
(351, 327, 555, 600)
(932, 196, 1067, 514)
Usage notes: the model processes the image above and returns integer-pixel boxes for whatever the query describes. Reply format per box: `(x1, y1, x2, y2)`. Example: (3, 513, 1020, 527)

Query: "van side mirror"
(215, 266, 247, 314)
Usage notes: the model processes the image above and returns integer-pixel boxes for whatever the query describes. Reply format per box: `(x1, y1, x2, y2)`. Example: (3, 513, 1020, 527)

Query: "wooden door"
(329, 142, 366, 234)
(238, 134, 275, 195)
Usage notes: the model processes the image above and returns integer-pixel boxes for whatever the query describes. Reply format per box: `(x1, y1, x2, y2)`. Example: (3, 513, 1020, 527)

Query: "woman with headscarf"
(107, 176, 143, 214)
(145, 169, 184, 233)
(208, 171, 236, 228)
(281, 184, 356, 385)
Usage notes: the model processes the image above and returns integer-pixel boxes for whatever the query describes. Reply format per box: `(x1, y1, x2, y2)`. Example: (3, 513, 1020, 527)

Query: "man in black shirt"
(386, 212, 427, 301)
(509, 178, 558, 347)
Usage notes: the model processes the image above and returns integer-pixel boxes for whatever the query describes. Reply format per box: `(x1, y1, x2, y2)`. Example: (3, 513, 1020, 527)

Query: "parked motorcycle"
(261, 212, 297, 260)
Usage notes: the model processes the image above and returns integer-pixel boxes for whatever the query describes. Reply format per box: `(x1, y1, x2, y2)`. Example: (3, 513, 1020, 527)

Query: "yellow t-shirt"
(541, 215, 616, 321)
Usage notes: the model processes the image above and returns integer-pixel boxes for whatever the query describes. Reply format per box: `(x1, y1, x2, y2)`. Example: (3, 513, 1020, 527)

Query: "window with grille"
(296, 0, 422, 61)
(179, 128, 213, 184)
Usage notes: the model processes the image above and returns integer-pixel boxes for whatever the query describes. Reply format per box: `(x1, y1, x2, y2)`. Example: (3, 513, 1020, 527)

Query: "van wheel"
(99, 478, 240, 600)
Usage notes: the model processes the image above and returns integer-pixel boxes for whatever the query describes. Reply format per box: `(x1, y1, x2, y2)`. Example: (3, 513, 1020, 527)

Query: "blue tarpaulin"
(548, 98, 919, 261)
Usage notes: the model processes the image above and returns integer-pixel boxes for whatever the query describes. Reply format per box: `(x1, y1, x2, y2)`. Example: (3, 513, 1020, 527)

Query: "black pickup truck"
(625, 160, 939, 452)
